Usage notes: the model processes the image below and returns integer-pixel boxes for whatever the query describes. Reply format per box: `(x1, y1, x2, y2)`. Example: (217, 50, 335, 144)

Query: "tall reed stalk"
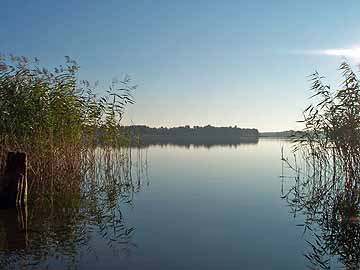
(0, 54, 136, 200)
(0, 54, 148, 268)
(283, 62, 360, 269)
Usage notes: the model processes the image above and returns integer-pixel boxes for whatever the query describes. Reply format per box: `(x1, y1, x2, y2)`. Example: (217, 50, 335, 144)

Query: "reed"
(0, 54, 136, 200)
(293, 62, 360, 187)
(282, 62, 360, 269)
(0, 54, 148, 268)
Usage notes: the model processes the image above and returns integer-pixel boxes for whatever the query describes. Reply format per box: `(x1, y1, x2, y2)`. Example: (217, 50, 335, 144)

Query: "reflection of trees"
(137, 137, 259, 149)
(0, 147, 147, 269)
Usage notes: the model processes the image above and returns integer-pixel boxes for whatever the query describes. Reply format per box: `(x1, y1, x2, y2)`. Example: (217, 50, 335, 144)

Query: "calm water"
(0, 139, 314, 269)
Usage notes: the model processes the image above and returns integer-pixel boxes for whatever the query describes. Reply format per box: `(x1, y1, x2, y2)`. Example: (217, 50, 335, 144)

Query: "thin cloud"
(323, 47, 360, 60)
(299, 47, 360, 62)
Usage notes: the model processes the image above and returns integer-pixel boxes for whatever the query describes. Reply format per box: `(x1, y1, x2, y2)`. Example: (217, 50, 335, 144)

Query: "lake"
(0, 139, 316, 269)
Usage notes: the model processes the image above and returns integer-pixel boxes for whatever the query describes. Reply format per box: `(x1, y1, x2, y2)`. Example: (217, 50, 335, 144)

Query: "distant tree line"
(259, 130, 298, 138)
(120, 125, 259, 138)
(119, 125, 259, 146)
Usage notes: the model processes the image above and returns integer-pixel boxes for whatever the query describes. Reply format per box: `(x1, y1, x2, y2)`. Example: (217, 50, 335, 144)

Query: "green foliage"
(0, 54, 137, 201)
(0, 54, 135, 146)
(0, 55, 144, 268)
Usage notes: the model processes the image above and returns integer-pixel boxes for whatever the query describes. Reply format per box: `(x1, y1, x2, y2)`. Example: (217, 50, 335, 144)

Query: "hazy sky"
(2, 0, 360, 131)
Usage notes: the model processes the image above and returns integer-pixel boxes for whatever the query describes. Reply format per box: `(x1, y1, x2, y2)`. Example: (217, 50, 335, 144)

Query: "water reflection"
(0, 205, 28, 252)
(282, 152, 360, 269)
(138, 137, 259, 149)
(0, 147, 147, 269)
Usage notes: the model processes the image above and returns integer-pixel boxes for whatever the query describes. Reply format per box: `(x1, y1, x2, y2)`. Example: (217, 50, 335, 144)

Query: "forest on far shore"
(118, 125, 260, 146)
(120, 125, 259, 138)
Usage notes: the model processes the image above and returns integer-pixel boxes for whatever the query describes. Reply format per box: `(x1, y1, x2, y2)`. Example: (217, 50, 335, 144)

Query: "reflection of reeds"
(0, 146, 148, 269)
(282, 62, 360, 269)
(282, 157, 360, 269)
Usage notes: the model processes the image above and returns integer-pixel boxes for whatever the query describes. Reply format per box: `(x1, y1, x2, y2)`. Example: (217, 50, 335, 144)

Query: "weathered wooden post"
(0, 152, 27, 208)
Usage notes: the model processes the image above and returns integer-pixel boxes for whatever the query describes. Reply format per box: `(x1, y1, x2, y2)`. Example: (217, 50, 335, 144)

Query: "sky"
(1, 0, 360, 131)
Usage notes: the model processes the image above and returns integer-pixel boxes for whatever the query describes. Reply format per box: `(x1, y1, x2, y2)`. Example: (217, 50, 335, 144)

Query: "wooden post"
(0, 152, 27, 208)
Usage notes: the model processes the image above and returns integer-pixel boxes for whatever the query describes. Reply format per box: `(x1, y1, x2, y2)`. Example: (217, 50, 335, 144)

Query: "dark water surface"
(0, 139, 312, 269)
